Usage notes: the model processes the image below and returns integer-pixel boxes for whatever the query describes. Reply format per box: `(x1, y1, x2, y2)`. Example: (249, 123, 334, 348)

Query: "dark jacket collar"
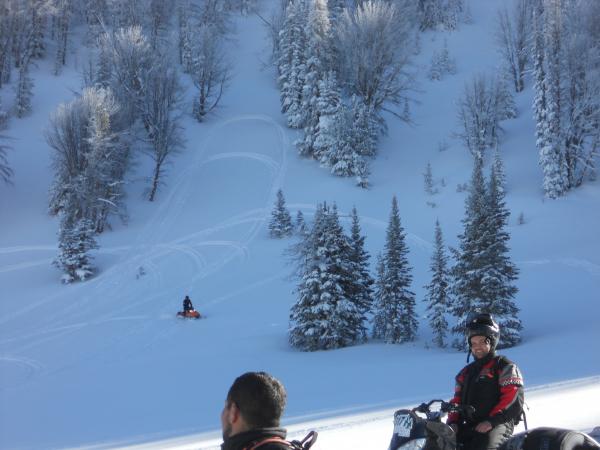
(221, 427, 287, 450)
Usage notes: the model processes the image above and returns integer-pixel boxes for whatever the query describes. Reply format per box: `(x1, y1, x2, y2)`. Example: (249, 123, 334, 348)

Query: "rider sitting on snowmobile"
(447, 313, 524, 450)
(183, 295, 194, 312)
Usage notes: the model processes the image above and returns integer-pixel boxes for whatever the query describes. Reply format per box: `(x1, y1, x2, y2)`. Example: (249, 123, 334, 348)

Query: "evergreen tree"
(348, 206, 374, 319)
(278, 0, 308, 129)
(371, 196, 417, 343)
(295, 210, 307, 235)
(449, 155, 488, 348)
(371, 252, 386, 339)
(15, 63, 33, 118)
(424, 220, 450, 348)
(0, 134, 13, 185)
(289, 203, 366, 350)
(312, 70, 342, 162)
(450, 155, 521, 348)
(424, 162, 435, 195)
(54, 216, 98, 283)
(481, 163, 521, 347)
(539, 0, 568, 199)
(269, 189, 293, 238)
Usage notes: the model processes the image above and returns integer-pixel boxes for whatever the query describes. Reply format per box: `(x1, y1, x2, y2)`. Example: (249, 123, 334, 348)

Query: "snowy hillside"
(1, 1, 599, 450)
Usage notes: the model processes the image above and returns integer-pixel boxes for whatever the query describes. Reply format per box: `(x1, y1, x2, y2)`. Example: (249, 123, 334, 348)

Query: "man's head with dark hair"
(221, 372, 287, 440)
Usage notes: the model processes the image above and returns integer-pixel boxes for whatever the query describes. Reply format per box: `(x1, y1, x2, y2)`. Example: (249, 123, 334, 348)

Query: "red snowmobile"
(176, 310, 201, 319)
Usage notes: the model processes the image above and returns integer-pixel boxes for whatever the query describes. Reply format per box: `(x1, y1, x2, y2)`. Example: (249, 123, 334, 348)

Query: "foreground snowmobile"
(176, 310, 201, 319)
(387, 400, 600, 450)
(388, 399, 465, 450)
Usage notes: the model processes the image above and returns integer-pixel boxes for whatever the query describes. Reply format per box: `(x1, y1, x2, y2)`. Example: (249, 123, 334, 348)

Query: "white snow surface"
(1, 2, 599, 449)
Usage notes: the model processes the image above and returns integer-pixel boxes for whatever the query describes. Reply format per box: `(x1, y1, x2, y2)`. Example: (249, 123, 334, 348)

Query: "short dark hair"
(226, 372, 287, 429)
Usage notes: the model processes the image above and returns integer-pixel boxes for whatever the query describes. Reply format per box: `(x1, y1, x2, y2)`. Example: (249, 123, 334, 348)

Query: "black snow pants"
(458, 422, 514, 450)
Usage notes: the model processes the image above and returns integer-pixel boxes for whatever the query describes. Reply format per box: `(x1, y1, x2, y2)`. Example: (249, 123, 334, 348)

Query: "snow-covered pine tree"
(424, 162, 435, 195)
(538, 0, 568, 199)
(0, 134, 12, 185)
(269, 189, 293, 238)
(418, 0, 442, 31)
(424, 219, 450, 348)
(53, 0, 70, 75)
(312, 70, 342, 162)
(296, 0, 333, 158)
(480, 161, 521, 348)
(15, 63, 33, 118)
(371, 252, 386, 339)
(348, 206, 374, 319)
(289, 202, 365, 350)
(449, 155, 488, 348)
(295, 210, 307, 235)
(371, 196, 417, 343)
(278, 0, 308, 129)
(560, 0, 600, 190)
(54, 215, 98, 283)
(492, 146, 507, 195)
(429, 40, 456, 81)
(493, 76, 517, 121)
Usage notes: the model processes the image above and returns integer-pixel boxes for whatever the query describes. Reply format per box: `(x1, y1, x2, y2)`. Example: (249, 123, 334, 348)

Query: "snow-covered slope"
(1, 2, 599, 449)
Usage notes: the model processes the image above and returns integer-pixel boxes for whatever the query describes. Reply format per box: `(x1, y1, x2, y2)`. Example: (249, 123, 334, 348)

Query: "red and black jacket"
(447, 353, 524, 428)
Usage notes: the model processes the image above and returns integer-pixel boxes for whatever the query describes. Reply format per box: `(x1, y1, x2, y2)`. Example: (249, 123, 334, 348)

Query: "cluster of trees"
(271, 158, 521, 352)
(495, 0, 600, 198)
(43, 0, 240, 283)
(456, 74, 516, 159)
(418, 0, 470, 31)
(270, 0, 417, 188)
(178, 0, 233, 121)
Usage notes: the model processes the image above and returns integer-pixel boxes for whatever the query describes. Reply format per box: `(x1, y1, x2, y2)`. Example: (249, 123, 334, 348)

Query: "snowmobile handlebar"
(415, 399, 475, 417)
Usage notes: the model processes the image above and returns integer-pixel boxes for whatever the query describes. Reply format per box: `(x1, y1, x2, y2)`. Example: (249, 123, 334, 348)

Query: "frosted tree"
(140, 62, 184, 201)
(371, 196, 417, 343)
(449, 155, 488, 348)
(418, 0, 466, 31)
(456, 74, 515, 158)
(148, 0, 172, 50)
(428, 40, 456, 81)
(560, 0, 600, 190)
(532, 0, 599, 198)
(480, 161, 521, 347)
(496, 0, 531, 93)
(371, 253, 386, 339)
(53, 0, 70, 75)
(296, 0, 332, 158)
(15, 64, 34, 118)
(269, 189, 293, 238)
(311, 71, 342, 162)
(295, 210, 307, 235)
(424, 162, 435, 195)
(190, 23, 232, 122)
(335, 1, 416, 123)
(289, 203, 367, 350)
(54, 216, 98, 283)
(47, 87, 128, 233)
(98, 27, 154, 128)
(0, 134, 12, 185)
(347, 206, 374, 318)
(424, 220, 450, 348)
(278, 0, 308, 128)
(539, 0, 567, 199)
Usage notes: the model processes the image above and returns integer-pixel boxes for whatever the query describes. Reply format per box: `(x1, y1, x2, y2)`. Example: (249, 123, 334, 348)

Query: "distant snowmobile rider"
(447, 313, 524, 450)
(183, 295, 194, 313)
